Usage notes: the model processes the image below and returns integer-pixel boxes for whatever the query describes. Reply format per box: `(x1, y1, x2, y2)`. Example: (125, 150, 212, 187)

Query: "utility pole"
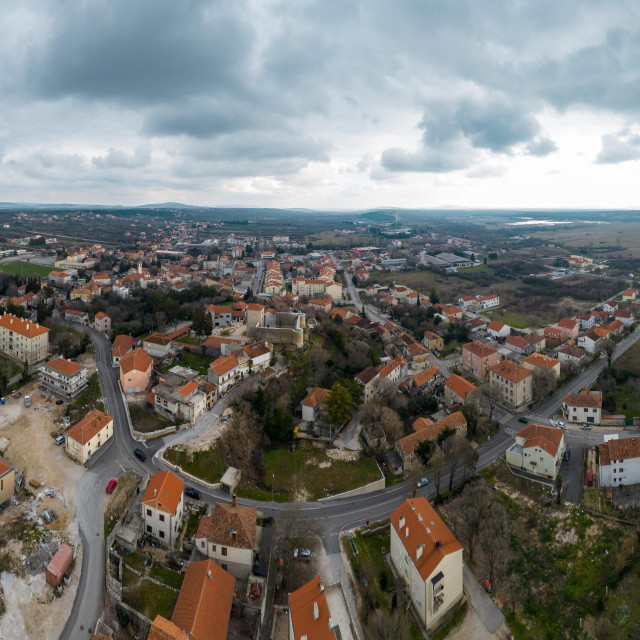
(271, 473, 274, 502)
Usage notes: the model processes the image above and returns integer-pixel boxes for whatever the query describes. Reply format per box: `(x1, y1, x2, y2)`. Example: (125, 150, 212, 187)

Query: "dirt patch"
(326, 449, 360, 463)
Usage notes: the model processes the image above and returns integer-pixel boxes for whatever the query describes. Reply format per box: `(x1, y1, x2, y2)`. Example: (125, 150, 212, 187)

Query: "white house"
(578, 330, 602, 354)
(300, 387, 331, 422)
(599, 437, 640, 487)
(390, 498, 463, 632)
(505, 423, 565, 479)
(563, 390, 602, 425)
(487, 320, 510, 339)
(473, 294, 500, 310)
(141, 470, 185, 547)
(195, 496, 257, 580)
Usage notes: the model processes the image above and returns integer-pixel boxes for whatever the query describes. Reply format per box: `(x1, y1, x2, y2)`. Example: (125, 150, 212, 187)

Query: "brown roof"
(44, 357, 85, 377)
(301, 387, 331, 408)
(412, 417, 434, 432)
(557, 318, 578, 330)
(66, 409, 112, 446)
(599, 437, 640, 466)
(423, 330, 441, 341)
(141, 470, 185, 515)
(523, 353, 559, 369)
(390, 498, 463, 580)
(144, 332, 173, 346)
(0, 455, 13, 478)
(242, 342, 271, 359)
(177, 381, 199, 397)
(120, 347, 153, 375)
(379, 356, 406, 379)
(95, 311, 108, 319)
(444, 374, 477, 400)
(505, 335, 529, 350)
(463, 341, 497, 358)
(487, 320, 506, 332)
(0, 314, 49, 338)
(112, 334, 135, 358)
(147, 616, 188, 640)
(289, 576, 335, 640)
(209, 354, 239, 376)
(556, 344, 585, 359)
(355, 365, 379, 385)
(171, 560, 234, 640)
(398, 412, 467, 456)
(202, 335, 244, 348)
(489, 360, 532, 383)
(517, 423, 564, 457)
(196, 501, 257, 550)
(563, 389, 602, 409)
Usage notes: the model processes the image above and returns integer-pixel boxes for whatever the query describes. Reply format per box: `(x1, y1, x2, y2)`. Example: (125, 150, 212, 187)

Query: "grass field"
(372, 269, 609, 328)
(123, 578, 178, 621)
(149, 563, 184, 590)
(128, 402, 175, 432)
(164, 445, 228, 484)
(614, 340, 640, 375)
(0, 261, 52, 277)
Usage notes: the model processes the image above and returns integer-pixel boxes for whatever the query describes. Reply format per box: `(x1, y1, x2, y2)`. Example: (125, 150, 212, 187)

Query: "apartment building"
(142, 470, 185, 546)
(462, 341, 498, 379)
(94, 311, 111, 335)
(599, 437, 640, 487)
(390, 498, 463, 631)
(151, 376, 208, 426)
(65, 409, 113, 464)
(0, 314, 50, 365)
(38, 356, 88, 399)
(488, 361, 533, 408)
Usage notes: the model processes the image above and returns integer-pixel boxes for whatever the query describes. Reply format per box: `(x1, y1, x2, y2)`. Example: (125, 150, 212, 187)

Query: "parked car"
(416, 476, 429, 488)
(556, 420, 565, 428)
(294, 548, 311, 560)
(564, 449, 570, 461)
(518, 417, 529, 424)
(106, 479, 118, 494)
(580, 423, 592, 430)
(133, 448, 147, 461)
(55, 435, 66, 446)
(184, 487, 201, 500)
(55, 400, 64, 405)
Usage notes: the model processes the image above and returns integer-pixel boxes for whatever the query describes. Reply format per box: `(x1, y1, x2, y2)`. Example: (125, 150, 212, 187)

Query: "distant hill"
(360, 210, 396, 223)
(135, 202, 200, 209)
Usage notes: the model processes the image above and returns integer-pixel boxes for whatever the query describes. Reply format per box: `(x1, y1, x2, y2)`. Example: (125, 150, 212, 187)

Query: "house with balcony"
(390, 498, 463, 632)
(38, 356, 88, 399)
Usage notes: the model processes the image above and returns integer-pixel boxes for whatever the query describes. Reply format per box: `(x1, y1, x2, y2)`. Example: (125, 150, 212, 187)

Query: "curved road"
(61, 323, 640, 639)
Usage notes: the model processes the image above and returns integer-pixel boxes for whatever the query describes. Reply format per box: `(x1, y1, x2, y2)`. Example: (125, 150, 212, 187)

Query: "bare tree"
(365, 609, 412, 640)
(447, 481, 494, 565)
(442, 435, 466, 492)
(480, 383, 501, 424)
(428, 446, 446, 499)
(532, 368, 556, 400)
(460, 439, 476, 483)
(601, 339, 616, 367)
(479, 501, 509, 583)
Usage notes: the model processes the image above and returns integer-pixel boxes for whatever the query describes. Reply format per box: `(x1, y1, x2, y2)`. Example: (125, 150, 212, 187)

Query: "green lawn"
(122, 551, 147, 572)
(177, 334, 201, 345)
(123, 579, 178, 621)
(0, 261, 52, 277)
(170, 350, 212, 375)
(149, 563, 184, 590)
(164, 445, 228, 484)
(67, 372, 104, 420)
(128, 402, 175, 432)
(122, 566, 139, 587)
(614, 340, 640, 375)
(253, 446, 382, 501)
(184, 512, 201, 539)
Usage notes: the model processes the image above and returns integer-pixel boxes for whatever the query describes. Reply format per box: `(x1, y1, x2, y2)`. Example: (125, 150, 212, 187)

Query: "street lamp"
(271, 473, 275, 502)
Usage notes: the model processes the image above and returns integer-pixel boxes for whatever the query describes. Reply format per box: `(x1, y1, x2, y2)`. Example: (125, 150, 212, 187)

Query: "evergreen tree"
(203, 311, 213, 336)
(192, 307, 206, 336)
(327, 382, 353, 426)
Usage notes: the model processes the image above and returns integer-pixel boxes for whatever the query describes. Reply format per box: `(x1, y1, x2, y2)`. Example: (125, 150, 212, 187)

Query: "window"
(147, 525, 152, 533)
(620, 468, 624, 472)
(159, 514, 165, 522)
(212, 545, 216, 553)
(201, 541, 205, 549)
(221, 564, 228, 571)
(221, 547, 227, 556)
(159, 530, 165, 539)
(614, 469, 617, 473)
(147, 509, 151, 517)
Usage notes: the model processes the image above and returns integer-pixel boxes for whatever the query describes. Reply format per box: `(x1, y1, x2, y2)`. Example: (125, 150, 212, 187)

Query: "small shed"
(46, 543, 74, 588)
(220, 466, 241, 493)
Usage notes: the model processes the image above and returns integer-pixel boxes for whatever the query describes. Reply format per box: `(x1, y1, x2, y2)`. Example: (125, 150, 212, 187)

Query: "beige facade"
(390, 498, 463, 631)
(142, 471, 185, 547)
(505, 423, 565, 479)
(0, 314, 49, 365)
(489, 361, 532, 408)
(65, 410, 114, 464)
(0, 457, 15, 507)
(38, 357, 88, 399)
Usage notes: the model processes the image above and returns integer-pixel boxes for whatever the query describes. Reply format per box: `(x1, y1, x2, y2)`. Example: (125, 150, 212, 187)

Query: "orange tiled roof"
(599, 437, 640, 466)
(412, 366, 441, 387)
(301, 387, 331, 408)
(112, 334, 135, 358)
(141, 470, 185, 515)
(390, 498, 462, 580)
(523, 353, 559, 369)
(44, 357, 85, 377)
(171, 560, 234, 640)
(147, 615, 188, 640)
(398, 412, 466, 456)
(120, 348, 153, 375)
(517, 423, 564, 457)
(0, 314, 49, 338)
(289, 576, 335, 640)
(489, 360, 532, 383)
(487, 320, 506, 332)
(209, 354, 240, 376)
(66, 409, 112, 446)
(563, 389, 602, 408)
(444, 374, 477, 400)
(463, 341, 497, 358)
(0, 455, 13, 477)
(177, 381, 198, 397)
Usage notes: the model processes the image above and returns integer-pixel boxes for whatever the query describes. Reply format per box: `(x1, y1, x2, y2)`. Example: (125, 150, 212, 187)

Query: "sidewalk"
(463, 565, 505, 634)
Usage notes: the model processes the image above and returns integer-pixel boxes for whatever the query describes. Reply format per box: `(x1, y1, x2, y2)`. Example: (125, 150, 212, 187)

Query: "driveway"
(463, 565, 505, 634)
(334, 411, 363, 451)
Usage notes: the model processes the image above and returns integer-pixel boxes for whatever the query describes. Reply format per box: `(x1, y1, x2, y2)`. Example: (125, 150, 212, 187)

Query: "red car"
(106, 479, 118, 494)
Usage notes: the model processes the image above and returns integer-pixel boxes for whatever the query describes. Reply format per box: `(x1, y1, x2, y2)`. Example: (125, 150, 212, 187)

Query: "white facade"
(195, 536, 253, 578)
(143, 495, 184, 547)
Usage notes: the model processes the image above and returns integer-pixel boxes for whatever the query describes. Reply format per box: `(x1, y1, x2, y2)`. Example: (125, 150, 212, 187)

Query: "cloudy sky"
(1, 0, 639, 209)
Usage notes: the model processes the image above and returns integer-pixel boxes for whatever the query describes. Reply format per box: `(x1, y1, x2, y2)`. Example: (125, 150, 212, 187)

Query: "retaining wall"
(318, 462, 385, 501)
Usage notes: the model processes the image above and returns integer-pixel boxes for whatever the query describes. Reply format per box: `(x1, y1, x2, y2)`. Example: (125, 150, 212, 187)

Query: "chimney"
(207, 570, 212, 580)
(153, 488, 157, 497)
(232, 494, 237, 508)
(313, 602, 319, 620)
(231, 528, 237, 541)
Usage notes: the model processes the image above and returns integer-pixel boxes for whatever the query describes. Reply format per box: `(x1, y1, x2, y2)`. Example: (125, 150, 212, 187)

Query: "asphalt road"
(61, 319, 640, 638)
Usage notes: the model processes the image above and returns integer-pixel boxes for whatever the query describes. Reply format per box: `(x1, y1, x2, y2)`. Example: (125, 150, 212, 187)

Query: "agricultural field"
(614, 340, 640, 376)
(373, 268, 624, 328)
(0, 261, 52, 277)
